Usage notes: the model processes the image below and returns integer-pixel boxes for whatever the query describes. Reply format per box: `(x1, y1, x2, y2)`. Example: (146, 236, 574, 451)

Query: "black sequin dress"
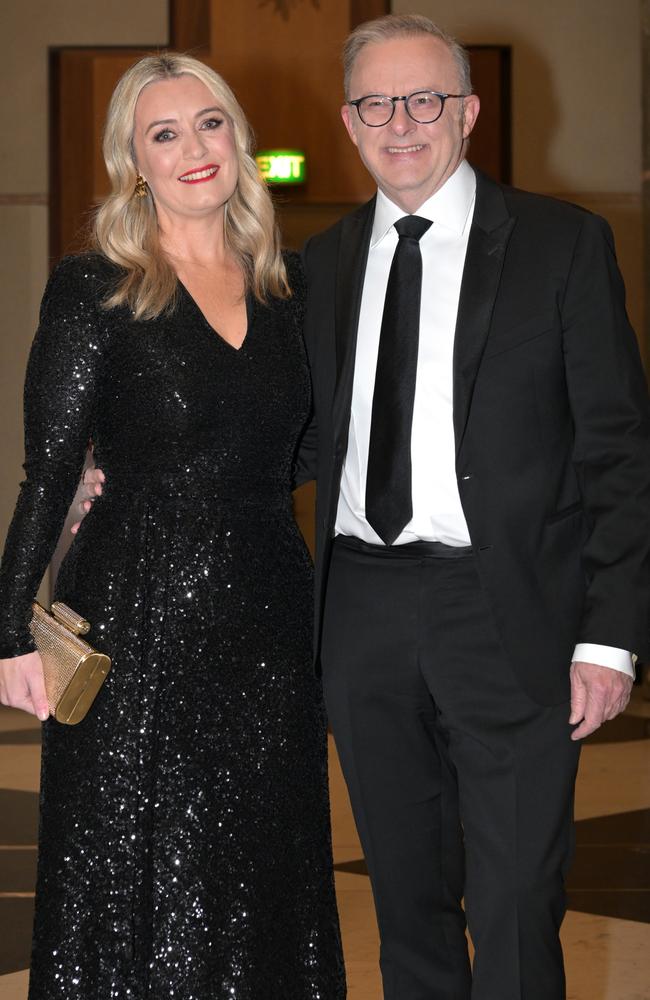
(0, 252, 345, 1000)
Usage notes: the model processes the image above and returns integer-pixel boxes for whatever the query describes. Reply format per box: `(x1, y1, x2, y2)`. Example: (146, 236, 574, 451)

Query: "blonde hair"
(93, 52, 288, 320)
(343, 14, 472, 100)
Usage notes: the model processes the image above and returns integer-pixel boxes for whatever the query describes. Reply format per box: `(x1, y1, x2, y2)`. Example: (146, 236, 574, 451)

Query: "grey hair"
(342, 13, 472, 100)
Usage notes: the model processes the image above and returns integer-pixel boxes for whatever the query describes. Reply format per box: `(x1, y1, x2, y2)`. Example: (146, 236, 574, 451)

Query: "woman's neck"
(158, 211, 231, 271)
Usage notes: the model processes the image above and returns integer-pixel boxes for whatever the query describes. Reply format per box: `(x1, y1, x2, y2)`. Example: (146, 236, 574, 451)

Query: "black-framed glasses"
(348, 90, 467, 127)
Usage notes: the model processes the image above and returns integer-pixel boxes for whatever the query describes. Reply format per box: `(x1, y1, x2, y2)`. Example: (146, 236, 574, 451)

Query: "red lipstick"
(178, 164, 220, 184)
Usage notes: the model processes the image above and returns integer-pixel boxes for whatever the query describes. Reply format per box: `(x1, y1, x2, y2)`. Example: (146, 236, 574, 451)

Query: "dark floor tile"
(584, 713, 650, 744)
(566, 889, 650, 923)
(335, 824, 650, 924)
(0, 849, 37, 893)
(575, 808, 650, 845)
(334, 859, 368, 876)
(0, 790, 39, 845)
(0, 897, 33, 975)
(568, 844, 650, 890)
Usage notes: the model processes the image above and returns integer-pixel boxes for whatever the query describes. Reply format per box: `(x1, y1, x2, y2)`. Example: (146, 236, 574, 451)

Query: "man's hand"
(0, 651, 49, 721)
(569, 660, 633, 740)
(71, 468, 105, 535)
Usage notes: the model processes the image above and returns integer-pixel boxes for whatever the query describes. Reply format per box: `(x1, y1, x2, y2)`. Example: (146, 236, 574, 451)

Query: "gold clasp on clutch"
(51, 602, 91, 636)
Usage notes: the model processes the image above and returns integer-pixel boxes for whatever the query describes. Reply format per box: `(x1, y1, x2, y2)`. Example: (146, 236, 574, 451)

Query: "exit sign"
(256, 149, 306, 185)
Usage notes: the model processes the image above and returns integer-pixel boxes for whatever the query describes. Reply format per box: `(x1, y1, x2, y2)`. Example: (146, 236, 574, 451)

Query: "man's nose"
(389, 100, 415, 135)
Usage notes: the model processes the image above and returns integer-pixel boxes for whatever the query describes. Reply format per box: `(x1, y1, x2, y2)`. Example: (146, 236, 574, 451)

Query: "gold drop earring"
(134, 174, 149, 198)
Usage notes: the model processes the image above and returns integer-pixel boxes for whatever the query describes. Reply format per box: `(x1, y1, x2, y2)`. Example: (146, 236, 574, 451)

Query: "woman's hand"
(0, 651, 49, 720)
(71, 468, 105, 535)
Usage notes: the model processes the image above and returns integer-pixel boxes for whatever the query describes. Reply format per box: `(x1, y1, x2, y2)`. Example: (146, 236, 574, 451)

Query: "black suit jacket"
(297, 168, 650, 705)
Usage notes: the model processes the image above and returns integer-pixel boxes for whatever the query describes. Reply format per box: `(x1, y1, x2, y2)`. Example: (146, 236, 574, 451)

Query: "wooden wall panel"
(170, 0, 210, 52)
(49, 49, 97, 258)
(465, 47, 511, 185)
(50, 48, 153, 258)
(208, 1, 374, 203)
(350, 0, 390, 26)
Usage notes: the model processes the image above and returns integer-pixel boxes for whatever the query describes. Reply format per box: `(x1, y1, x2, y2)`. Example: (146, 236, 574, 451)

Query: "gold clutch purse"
(28, 601, 111, 725)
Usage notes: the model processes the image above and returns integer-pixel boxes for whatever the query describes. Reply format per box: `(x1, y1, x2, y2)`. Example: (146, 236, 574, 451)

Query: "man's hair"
(342, 13, 472, 100)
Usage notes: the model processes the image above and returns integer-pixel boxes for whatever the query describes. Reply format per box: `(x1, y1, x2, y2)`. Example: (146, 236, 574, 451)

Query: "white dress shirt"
(334, 159, 633, 678)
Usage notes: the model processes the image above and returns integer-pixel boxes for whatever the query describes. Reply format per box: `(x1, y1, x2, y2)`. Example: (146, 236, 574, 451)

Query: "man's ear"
(341, 103, 360, 147)
(461, 94, 480, 139)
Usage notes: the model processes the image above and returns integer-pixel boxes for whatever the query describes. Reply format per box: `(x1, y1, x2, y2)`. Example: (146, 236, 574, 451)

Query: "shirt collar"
(370, 159, 476, 248)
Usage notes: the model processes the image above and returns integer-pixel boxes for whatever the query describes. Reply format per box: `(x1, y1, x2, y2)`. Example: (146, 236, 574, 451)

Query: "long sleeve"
(562, 214, 650, 654)
(283, 249, 317, 488)
(292, 241, 318, 488)
(0, 255, 113, 657)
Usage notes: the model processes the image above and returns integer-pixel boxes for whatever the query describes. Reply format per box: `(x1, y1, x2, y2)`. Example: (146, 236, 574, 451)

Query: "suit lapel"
(332, 198, 375, 448)
(453, 171, 516, 454)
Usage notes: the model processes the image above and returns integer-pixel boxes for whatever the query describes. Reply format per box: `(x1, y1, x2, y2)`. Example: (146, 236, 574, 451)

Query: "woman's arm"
(0, 256, 113, 712)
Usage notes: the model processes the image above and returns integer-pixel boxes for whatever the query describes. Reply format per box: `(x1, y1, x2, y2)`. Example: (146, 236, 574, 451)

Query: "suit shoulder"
(480, 179, 616, 258)
(303, 199, 374, 262)
(499, 183, 607, 235)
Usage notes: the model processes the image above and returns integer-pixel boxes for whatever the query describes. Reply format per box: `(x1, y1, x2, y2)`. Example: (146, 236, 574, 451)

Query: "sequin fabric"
(0, 252, 346, 999)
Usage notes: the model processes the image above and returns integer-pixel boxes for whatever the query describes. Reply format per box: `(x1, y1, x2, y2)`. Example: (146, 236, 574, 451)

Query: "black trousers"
(321, 537, 581, 1000)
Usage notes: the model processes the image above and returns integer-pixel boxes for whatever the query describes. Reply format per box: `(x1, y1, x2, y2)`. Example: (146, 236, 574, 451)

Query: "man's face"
(341, 35, 480, 213)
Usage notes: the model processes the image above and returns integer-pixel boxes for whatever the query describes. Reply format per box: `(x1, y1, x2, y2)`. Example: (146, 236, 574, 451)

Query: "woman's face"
(132, 74, 239, 227)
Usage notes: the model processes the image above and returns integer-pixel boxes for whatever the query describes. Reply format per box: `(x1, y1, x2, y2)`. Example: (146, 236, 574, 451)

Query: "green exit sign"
(256, 149, 306, 185)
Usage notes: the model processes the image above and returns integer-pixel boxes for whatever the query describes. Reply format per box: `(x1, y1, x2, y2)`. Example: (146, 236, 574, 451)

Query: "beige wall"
(0, 1, 167, 587)
(393, 0, 644, 356)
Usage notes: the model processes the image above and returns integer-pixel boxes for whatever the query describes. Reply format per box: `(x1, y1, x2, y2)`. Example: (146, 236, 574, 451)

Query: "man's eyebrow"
(144, 107, 224, 135)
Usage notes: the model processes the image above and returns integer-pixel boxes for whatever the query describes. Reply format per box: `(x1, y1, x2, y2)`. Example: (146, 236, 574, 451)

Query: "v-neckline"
(179, 280, 254, 353)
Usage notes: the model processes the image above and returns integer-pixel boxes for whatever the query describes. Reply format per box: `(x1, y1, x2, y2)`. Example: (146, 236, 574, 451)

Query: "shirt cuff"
(572, 643, 635, 678)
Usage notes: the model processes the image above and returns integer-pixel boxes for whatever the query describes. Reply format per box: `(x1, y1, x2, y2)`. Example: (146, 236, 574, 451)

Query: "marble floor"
(0, 691, 648, 999)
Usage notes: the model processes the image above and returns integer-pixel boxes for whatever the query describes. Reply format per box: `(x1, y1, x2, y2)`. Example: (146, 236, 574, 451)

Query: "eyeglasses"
(348, 90, 468, 127)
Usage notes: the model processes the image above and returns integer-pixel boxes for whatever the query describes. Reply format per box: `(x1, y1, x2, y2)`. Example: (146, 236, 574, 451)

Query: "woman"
(0, 53, 345, 999)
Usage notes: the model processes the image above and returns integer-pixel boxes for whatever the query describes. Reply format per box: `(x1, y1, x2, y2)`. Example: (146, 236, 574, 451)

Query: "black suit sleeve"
(293, 238, 318, 487)
(562, 213, 650, 652)
(294, 414, 318, 488)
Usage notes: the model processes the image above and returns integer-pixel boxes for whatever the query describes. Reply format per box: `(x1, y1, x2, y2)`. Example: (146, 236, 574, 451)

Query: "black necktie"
(365, 215, 433, 545)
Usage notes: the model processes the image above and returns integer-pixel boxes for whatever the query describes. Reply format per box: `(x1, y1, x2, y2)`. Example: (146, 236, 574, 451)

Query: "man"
(294, 13, 650, 1000)
(77, 13, 649, 999)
